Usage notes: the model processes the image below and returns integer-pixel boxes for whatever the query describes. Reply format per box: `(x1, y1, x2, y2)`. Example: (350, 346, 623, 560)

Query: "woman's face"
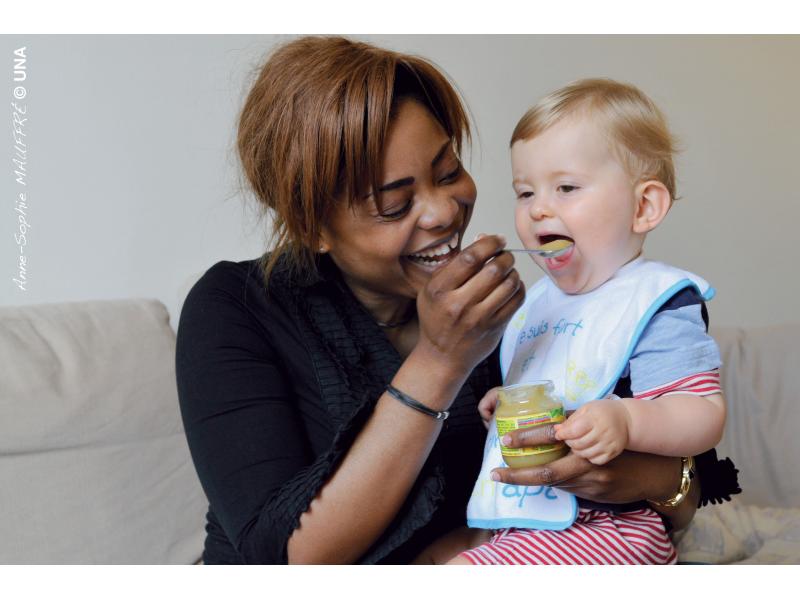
(321, 100, 477, 304)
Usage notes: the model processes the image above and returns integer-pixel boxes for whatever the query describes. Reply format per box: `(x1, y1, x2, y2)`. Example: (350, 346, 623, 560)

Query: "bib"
(466, 258, 714, 530)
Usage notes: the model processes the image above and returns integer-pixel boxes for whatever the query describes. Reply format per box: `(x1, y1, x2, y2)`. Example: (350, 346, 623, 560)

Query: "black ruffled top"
(177, 254, 492, 563)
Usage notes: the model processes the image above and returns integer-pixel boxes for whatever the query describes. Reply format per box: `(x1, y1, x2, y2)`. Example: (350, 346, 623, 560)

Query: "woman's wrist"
(395, 345, 470, 412)
(408, 342, 471, 384)
(644, 455, 685, 503)
(648, 456, 695, 507)
(648, 466, 700, 532)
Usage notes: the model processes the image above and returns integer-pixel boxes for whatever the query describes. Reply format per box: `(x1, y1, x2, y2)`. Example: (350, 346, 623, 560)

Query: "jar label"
(497, 407, 566, 457)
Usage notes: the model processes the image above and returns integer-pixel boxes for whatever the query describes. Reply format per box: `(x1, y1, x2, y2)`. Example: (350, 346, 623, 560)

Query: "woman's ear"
(632, 180, 672, 234)
(317, 229, 331, 254)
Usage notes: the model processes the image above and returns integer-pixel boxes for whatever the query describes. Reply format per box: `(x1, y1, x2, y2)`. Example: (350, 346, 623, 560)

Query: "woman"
(175, 36, 739, 564)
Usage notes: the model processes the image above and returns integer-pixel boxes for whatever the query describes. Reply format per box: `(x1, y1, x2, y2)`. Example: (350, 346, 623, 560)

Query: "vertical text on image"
(10, 46, 28, 293)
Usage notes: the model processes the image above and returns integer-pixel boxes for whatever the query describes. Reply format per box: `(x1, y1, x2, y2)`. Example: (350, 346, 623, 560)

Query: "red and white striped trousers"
(459, 507, 677, 565)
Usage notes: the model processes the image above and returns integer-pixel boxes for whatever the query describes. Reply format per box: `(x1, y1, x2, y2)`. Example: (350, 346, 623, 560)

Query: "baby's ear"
(632, 180, 671, 234)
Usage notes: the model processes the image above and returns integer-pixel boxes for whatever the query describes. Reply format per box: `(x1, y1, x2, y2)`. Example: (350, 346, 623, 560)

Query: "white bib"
(466, 258, 714, 530)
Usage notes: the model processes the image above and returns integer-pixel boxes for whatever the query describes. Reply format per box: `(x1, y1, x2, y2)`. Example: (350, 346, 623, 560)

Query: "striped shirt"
(460, 508, 677, 565)
(635, 369, 722, 401)
(458, 369, 719, 565)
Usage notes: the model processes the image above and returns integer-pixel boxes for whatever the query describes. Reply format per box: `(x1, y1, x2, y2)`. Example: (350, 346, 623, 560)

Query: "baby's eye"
(557, 185, 578, 193)
(517, 191, 534, 200)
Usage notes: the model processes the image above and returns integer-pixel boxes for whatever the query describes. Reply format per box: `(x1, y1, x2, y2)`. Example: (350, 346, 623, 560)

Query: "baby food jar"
(496, 381, 568, 468)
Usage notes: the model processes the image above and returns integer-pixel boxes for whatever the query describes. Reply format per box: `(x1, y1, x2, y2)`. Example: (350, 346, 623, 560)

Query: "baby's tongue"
(544, 243, 575, 270)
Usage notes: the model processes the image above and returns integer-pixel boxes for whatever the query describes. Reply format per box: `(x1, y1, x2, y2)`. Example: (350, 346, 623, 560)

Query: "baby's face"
(511, 115, 644, 294)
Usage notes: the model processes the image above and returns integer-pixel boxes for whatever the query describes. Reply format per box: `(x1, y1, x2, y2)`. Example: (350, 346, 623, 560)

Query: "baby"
(454, 79, 726, 564)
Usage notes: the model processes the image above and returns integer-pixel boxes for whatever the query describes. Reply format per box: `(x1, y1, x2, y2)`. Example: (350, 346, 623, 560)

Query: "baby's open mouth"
(537, 233, 574, 247)
(405, 232, 460, 267)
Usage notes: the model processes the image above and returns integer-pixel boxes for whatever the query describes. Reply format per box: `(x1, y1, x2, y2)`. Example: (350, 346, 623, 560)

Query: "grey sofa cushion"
(0, 299, 206, 564)
(712, 325, 800, 509)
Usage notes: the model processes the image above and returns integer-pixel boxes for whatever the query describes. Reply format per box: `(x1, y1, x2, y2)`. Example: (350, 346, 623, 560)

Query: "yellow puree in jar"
(495, 382, 568, 468)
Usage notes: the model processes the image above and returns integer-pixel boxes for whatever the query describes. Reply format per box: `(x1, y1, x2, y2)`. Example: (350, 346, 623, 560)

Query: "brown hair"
(237, 36, 471, 283)
(511, 78, 678, 201)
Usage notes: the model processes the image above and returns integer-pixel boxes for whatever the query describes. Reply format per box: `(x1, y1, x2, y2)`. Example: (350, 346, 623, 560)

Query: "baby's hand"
(553, 398, 631, 465)
(477, 387, 502, 430)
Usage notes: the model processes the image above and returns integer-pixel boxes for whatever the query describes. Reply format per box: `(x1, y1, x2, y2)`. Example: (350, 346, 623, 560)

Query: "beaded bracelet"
(386, 384, 449, 421)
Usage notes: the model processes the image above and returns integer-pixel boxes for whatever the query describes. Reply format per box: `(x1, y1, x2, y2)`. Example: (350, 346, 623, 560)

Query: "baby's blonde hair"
(511, 78, 679, 201)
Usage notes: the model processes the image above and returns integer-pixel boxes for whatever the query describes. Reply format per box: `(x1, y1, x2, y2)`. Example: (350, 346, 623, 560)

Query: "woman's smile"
(404, 231, 461, 271)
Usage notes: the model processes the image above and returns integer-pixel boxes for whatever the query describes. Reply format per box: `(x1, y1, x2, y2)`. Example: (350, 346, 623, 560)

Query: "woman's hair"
(237, 36, 471, 282)
(511, 78, 678, 201)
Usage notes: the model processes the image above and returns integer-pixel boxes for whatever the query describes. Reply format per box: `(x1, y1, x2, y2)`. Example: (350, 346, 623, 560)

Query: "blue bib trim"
(596, 279, 708, 399)
(468, 497, 578, 531)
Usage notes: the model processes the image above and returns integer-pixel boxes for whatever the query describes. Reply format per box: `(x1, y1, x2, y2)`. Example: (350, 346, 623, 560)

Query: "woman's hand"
(288, 236, 522, 563)
(491, 421, 697, 529)
(415, 235, 524, 379)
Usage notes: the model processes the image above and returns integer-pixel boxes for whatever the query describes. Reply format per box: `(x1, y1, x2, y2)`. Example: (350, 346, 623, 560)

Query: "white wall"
(2, 35, 798, 331)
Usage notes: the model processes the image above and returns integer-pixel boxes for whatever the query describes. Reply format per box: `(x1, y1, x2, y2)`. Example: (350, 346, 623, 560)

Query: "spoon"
(505, 240, 574, 259)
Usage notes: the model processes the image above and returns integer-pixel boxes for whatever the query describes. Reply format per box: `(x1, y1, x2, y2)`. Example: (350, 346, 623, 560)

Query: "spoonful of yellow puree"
(505, 238, 574, 258)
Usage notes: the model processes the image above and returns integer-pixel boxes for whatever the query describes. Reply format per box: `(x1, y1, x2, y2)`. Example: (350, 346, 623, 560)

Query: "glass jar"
(495, 381, 568, 468)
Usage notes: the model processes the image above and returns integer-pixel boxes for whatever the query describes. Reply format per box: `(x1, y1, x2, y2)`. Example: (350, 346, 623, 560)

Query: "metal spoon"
(505, 242, 574, 259)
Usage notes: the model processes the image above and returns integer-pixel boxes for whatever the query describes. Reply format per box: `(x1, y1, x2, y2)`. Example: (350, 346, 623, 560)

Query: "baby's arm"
(621, 391, 725, 457)
(556, 290, 726, 465)
(554, 389, 725, 464)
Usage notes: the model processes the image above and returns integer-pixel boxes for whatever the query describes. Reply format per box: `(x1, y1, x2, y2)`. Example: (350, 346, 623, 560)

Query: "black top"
(176, 255, 740, 564)
(176, 255, 496, 564)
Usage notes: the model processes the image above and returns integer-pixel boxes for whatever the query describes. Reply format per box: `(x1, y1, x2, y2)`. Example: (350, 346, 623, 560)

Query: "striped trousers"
(459, 508, 677, 565)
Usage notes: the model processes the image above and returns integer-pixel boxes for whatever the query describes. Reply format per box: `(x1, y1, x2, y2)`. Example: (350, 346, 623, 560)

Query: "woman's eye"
(439, 163, 462, 184)
(558, 185, 578, 193)
(379, 202, 412, 221)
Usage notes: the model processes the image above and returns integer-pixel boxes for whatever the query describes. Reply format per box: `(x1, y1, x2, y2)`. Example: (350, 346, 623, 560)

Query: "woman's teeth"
(407, 233, 459, 265)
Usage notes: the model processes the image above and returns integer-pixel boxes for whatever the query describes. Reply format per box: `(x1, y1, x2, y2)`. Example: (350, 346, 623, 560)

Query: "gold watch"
(648, 455, 695, 508)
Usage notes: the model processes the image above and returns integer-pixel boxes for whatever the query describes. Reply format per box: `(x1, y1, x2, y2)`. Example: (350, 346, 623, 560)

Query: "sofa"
(672, 325, 800, 564)
(0, 299, 206, 564)
(0, 298, 797, 564)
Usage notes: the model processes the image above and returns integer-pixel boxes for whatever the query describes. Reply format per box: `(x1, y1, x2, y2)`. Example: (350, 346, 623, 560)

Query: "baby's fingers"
(587, 453, 614, 466)
(563, 432, 596, 451)
(478, 387, 501, 423)
(574, 441, 619, 466)
(583, 448, 615, 466)
(554, 415, 592, 441)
